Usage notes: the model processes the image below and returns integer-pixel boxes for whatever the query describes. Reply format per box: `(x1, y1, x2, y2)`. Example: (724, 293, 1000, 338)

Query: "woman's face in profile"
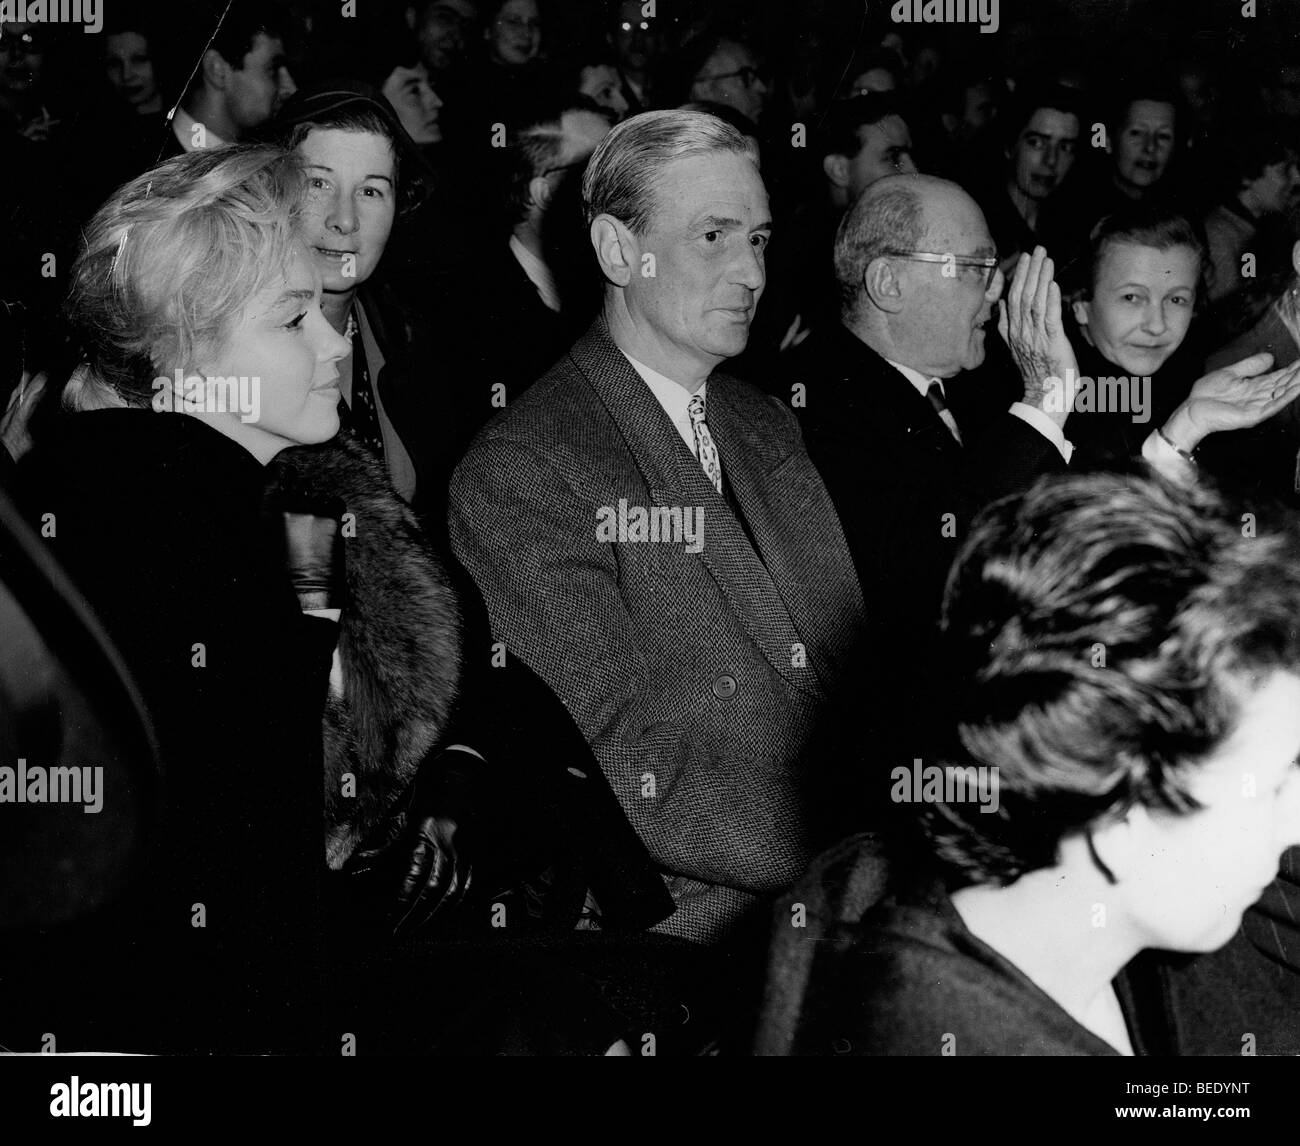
(201, 241, 349, 457)
(382, 62, 443, 145)
(1118, 671, 1300, 954)
(1072, 241, 1199, 376)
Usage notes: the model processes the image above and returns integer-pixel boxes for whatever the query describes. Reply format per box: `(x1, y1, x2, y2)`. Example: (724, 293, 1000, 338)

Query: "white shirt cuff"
(1141, 429, 1198, 485)
(1009, 403, 1073, 464)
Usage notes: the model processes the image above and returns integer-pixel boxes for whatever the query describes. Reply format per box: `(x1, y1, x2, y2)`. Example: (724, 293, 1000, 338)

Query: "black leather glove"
(393, 811, 471, 936)
(349, 748, 476, 938)
(281, 500, 344, 611)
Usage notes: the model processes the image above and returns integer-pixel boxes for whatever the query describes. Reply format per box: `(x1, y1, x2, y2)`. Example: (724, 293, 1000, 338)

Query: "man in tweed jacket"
(448, 110, 866, 943)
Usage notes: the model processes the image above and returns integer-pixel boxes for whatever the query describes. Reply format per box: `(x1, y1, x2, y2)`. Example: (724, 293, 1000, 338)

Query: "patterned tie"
(926, 380, 964, 446)
(338, 308, 385, 457)
(687, 392, 723, 495)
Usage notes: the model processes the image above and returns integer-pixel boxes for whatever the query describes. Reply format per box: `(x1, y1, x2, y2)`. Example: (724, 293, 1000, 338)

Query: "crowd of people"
(4, 0, 1300, 1057)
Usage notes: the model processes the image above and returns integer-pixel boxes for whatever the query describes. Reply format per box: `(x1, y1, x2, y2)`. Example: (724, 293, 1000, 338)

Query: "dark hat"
(258, 78, 437, 214)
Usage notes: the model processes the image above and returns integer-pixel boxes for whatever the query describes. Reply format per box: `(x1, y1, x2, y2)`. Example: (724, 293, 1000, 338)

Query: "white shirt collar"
(620, 350, 707, 458)
(884, 357, 946, 402)
(508, 235, 561, 313)
(171, 105, 228, 151)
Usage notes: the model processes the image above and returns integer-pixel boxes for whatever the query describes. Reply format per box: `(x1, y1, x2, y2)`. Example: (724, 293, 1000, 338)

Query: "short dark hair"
(1066, 203, 1207, 301)
(841, 47, 904, 96)
(819, 93, 910, 162)
(670, 30, 760, 107)
(1107, 82, 1181, 136)
(209, 1, 289, 72)
(919, 472, 1300, 887)
(1000, 83, 1083, 153)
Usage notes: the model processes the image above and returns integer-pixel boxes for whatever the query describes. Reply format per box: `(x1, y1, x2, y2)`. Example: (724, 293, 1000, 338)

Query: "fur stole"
(265, 436, 462, 869)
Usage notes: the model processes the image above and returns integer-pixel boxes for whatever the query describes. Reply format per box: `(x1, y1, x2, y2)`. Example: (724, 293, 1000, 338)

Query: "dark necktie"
(926, 380, 963, 446)
(338, 308, 384, 457)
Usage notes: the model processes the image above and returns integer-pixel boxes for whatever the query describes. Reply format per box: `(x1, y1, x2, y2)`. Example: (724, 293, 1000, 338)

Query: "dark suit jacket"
(434, 241, 571, 407)
(448, 316, 866, 943)
(1198, 301, 1300, 505)
(786, 324, 1065, 797)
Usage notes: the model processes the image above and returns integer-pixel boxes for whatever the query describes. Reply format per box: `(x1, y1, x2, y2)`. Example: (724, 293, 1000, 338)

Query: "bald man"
(784, 175, 1078, 799)
(787, 173, 1293, 798)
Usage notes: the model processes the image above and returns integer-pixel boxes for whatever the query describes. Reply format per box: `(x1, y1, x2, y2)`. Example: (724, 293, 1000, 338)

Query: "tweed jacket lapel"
(708, 376, 864, 693)
(568, 319, 824, 698)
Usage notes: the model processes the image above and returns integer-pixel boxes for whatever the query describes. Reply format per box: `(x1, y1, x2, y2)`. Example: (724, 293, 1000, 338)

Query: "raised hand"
(1160, 353, 1300, 455)
(998, 246, 1080, 426)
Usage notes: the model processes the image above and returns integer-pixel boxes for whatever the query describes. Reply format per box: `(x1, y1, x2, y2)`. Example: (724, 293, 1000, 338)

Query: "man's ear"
(404, 4, 416, 31)
(822, 153, 850, 190)
(862, 255, 903, 313)
(590, 214, 635, 286)
(1072, 296, 1091, 327)
(1291, 238, 1300, 279)
(528, 174, 553, 213)
(940, 111, 959, 137)
(201, 48, 231, 92)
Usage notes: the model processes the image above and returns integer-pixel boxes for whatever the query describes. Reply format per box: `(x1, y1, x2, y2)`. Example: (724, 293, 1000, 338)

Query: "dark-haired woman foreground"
(788, 472, 1300, 1055)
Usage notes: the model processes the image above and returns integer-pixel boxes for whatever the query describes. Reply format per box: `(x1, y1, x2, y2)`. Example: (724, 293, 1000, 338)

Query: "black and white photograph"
(2, 0, 1300, 1124)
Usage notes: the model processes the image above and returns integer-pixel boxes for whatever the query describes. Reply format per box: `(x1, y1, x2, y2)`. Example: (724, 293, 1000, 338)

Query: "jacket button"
(712, 674, 738, 700)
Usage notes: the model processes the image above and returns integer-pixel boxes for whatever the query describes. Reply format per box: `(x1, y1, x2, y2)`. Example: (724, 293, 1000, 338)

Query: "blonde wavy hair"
(64, 145, 305, 410)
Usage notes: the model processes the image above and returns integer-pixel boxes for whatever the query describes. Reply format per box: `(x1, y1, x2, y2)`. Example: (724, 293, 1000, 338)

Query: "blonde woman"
(19, 145, 350, 1053)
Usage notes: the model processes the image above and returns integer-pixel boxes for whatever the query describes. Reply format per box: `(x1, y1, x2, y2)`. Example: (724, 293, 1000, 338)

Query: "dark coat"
(354, 280, 475, 531)
(1064, 326, 1199, 474)
(768, 840, 1173, 1056)
(449, 316, 867, 943)
(785, 323, 1064, 797)
(10, 411, 671, 1054)
(1156, 853, 1300, 1056)
(1198, 299, 1300, 504)
(426, 241, 577, 453)
(15, 409, 334, 1054)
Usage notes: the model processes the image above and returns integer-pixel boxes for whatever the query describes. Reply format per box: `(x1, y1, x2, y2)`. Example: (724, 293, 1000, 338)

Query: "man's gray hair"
(582, 109, 755, 233)
(833, 180, 927, 318)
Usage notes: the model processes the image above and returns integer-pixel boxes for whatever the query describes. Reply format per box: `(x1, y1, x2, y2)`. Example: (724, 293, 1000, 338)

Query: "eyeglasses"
(883, 250, 1000, 290)
(698, 65, 768, 88)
